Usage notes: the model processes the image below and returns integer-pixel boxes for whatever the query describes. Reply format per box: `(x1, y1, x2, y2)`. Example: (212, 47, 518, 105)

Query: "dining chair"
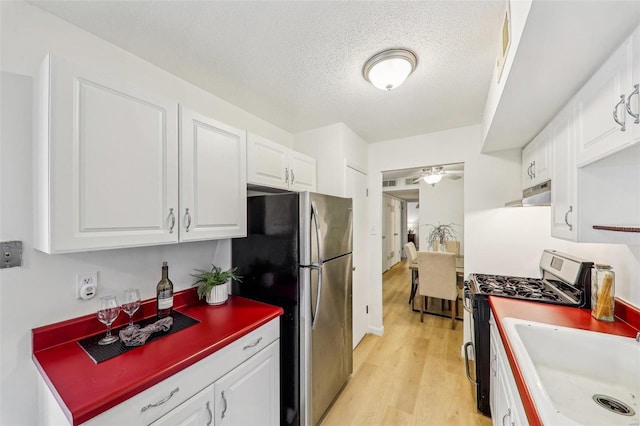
(417, 251, 459, 329)
(404, 242, 419, 303)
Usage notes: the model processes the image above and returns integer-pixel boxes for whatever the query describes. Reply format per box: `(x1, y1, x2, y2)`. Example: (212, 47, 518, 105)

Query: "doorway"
(346, 165, 368, 349)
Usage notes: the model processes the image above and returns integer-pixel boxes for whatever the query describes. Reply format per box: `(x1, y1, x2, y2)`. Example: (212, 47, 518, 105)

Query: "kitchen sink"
(502, 318, 640, 425)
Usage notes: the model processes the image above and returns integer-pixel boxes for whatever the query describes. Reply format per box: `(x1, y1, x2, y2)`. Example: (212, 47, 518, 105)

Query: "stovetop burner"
(471, 273, 582, 305)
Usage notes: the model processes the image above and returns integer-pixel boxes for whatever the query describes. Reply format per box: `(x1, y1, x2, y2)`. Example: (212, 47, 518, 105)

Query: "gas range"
(464, 250, 594, 417)
(467, 249, 594, 308)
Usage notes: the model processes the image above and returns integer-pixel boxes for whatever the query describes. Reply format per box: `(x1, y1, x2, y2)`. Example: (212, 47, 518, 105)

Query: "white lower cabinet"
(490, 314, 527, 426)
(151, 384, 215, 426)
(152, 341, 279, 426)
(214, 341, 279, 426)
(38, 318, 280, 426)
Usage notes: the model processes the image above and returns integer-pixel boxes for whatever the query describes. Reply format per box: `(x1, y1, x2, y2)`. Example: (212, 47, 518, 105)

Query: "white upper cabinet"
(35, 54, 179, 253)
(180, 107, 246, 241)
(288, 150, 316, 192)
(575, 34, 635, 167)
(550, 105, 577, 241)
(247, 133, 316, 192)
(521, 128, 551, 189)
(35, 54, 248, 253)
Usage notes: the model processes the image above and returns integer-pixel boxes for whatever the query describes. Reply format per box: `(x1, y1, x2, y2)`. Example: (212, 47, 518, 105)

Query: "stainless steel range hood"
(505, 180, 551, 207)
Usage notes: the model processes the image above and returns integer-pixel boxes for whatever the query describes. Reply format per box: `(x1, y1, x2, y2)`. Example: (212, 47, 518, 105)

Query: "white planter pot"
(205, 282, 229, 305)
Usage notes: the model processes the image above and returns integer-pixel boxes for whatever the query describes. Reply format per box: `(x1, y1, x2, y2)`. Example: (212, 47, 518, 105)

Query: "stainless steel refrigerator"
(232, 192, 353, 426)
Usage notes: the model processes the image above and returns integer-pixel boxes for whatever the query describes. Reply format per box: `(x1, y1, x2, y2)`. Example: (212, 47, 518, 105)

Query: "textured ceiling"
(30, 0, 505, 143)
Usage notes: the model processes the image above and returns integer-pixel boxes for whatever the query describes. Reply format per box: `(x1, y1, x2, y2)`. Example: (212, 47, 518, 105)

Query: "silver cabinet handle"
(243, 336, 263, 350)
(140, 387, 179, 412)
(285, 167, 289, 183)
(626, 83, 639, 124)
(531, 160, 536, 179)
(168, 208, 176, 233)
(613, 94, 626, 131)
(463, 342, 477, 385)
(502, 408, 511, 426)
(221, 390, 228, 419)
(206, 401, 213, 426)
(526, 162, 533, 179)
(184, 208, 192, 232)
(564, 206, 573, 231)
(290, 169, 295, 184)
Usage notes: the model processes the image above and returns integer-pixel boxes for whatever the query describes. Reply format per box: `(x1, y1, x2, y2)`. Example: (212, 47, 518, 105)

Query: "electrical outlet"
(76, 272, 98, 300)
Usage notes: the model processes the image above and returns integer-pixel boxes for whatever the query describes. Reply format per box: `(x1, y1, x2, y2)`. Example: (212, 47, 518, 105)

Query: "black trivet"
(77, 312, 199, 364)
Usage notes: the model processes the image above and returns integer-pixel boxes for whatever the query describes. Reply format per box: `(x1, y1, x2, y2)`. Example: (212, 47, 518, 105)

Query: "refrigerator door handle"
(310, 264, 323, 330)
(310, 201, 324, 330)
(311, 201, 323, 266)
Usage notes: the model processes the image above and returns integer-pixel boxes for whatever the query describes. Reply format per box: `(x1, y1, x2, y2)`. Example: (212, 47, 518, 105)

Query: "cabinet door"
(576, 37, 633, 167)
(35, 54, 179, 253)
(550, 106, 577, 241)
(247, 133, 289, 190)
(533, 130, 551, 184)
(180, 107, 247, 241)
(288, 150, 317, 192)
(150, 384, 214, 426)
(520, 142, 535, 190)
(214, 341, 279, 426)
(630, 27, 640, 144)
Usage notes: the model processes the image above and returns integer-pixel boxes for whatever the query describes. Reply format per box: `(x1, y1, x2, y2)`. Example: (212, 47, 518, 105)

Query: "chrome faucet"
(636, 332, 640, 342)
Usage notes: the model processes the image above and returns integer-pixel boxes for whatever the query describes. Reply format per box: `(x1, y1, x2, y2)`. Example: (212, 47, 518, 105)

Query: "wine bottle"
(156, 261, 174, 319)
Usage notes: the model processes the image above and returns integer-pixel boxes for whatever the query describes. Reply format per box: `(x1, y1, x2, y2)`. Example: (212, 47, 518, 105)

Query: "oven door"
(463, 283, 491, 417)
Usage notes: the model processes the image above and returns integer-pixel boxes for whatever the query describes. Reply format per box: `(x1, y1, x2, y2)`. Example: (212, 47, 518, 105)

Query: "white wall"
(0, 2, 294, 424)
(418, 177, 464, 251)
(367, 124, 640, 342)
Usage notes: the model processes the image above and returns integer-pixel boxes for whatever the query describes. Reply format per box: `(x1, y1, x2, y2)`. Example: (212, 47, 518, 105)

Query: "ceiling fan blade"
(444, 174, 462, 180)
(412, 177, 422, 184)
(443, 170, 464, 175)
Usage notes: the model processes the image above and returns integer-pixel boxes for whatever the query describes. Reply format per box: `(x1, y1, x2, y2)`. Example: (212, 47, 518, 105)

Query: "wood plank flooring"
(320, 260, 491, 426)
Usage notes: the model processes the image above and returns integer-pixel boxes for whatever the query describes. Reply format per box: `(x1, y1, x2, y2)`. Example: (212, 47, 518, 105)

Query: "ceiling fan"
(412, 166, 463, 186)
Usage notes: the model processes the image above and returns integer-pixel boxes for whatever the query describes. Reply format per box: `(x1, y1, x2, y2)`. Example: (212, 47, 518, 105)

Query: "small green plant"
(191, 265, 242, 300)
(425, 223, 458, 250)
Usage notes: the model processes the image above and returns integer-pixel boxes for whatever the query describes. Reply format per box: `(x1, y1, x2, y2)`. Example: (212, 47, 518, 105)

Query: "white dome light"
(363, 49, 417, 91)
(423, 174, 443, 186)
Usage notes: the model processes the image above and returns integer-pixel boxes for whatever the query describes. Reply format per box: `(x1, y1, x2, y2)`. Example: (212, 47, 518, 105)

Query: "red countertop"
(32, 289, 283, 425)
(489, 297, 640, 426)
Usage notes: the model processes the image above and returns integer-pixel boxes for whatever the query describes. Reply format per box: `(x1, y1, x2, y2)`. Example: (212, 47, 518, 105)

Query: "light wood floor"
(320, 260, 491, 426)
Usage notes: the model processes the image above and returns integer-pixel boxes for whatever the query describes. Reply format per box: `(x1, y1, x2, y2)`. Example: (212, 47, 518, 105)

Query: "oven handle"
(464, 341, 477, 385)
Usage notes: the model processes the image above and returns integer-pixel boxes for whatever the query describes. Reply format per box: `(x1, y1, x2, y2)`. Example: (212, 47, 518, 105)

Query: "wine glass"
(97, 295, 120, 345)
(122, 289, 141, 331)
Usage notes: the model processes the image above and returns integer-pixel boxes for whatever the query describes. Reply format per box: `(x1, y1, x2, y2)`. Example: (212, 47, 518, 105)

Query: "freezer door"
(310, 253, 353, 425)
(308, 193, 352, 262)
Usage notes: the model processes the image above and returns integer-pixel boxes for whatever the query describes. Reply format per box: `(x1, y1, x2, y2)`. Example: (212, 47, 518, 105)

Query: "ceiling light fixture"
(363, 49, 417, 91)
(423, 174, 443, 186)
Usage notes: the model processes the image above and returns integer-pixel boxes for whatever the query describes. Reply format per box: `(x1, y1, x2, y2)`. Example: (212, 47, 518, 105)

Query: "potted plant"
(425, 223, 457, 251)
(191, 265, 242, 305)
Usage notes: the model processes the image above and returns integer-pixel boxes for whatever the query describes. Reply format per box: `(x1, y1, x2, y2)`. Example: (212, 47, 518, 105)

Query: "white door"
(393, 199, 402, 265)
(180, 107, 246, 241)
(288, 150, 317, 192)
(38, 54, 179, 253)
(346, 166, 368, 348)
(214, 341, 279, 426)
(246, 133, 289, 190)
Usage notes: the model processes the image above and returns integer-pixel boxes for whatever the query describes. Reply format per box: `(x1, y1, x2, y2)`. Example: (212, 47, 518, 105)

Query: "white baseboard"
(368, 325, 384, 336)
